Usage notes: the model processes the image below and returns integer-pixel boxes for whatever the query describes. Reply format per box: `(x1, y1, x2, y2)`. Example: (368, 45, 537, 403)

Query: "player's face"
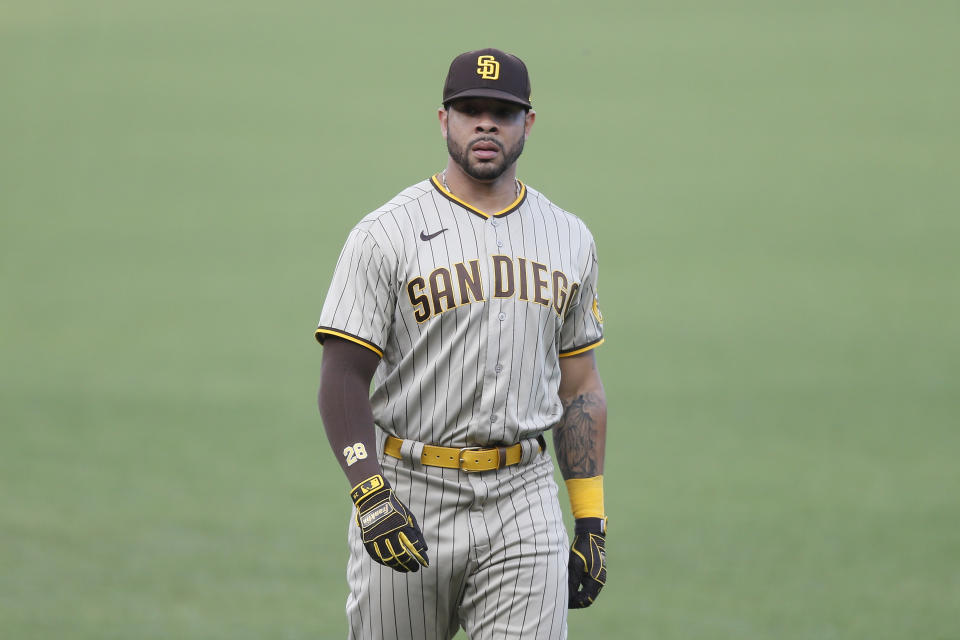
(441, 98, 535, 181)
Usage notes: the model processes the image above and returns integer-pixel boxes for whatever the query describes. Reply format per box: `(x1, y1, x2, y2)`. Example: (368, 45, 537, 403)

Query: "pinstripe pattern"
(318, 177, 604, 639)
(346, 449, 568, 640)
(317, 178, 603, 448)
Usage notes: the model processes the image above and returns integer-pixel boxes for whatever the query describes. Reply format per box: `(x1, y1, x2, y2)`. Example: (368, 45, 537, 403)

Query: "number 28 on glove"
(350, 474, 430, 573)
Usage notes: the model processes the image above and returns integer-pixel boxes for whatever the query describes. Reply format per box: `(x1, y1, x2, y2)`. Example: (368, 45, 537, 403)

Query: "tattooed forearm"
(554, 391, 606, 479)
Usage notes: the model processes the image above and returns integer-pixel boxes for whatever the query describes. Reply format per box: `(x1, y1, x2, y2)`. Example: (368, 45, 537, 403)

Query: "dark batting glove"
(350, 474, 429, 572)
(568, 517, 606, 608)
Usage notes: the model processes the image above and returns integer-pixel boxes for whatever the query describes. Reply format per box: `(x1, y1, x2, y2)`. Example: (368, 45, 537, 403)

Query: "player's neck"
(441, 163, 521, 215)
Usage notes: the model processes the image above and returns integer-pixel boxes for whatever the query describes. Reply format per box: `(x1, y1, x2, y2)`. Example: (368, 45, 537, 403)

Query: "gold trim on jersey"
(430, 174, 526, 220)
(558, 337, 605, 358)
(315, 327, 384, 358)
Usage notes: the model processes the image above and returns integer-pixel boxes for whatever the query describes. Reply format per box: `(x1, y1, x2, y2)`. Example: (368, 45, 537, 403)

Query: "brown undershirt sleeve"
(318, 336, 384, 486)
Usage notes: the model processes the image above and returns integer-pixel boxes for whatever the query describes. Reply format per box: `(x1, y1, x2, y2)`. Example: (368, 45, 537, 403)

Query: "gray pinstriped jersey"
(316, 176, 603, 448)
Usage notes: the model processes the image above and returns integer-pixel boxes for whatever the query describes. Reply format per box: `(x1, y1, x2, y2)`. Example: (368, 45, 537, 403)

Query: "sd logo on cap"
(442, 48, 532, 109)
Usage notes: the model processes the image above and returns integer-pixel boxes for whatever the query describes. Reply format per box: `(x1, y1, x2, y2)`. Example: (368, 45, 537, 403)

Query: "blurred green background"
(2, 0, 958, 638)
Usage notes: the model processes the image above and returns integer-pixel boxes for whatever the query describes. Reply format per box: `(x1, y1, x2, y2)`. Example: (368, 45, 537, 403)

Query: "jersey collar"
(430, 174, 527, 220)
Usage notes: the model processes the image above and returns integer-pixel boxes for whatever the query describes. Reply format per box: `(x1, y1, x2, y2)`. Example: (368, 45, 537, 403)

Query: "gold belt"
(383, 435, 543, 473)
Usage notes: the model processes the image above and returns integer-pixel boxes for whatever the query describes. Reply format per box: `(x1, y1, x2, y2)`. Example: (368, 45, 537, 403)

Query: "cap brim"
(443, 88, 531, 109)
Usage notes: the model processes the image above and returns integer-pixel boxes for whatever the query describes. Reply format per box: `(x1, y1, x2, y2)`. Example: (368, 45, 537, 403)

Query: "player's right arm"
(317, 336, 383, 484)
(318, 338, 430, 573)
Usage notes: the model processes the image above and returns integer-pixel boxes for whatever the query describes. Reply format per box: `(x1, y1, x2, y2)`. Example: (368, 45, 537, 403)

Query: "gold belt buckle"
(458, 446, 484, 472)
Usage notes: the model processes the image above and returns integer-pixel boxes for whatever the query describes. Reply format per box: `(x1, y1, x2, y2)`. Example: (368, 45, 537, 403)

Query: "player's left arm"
(555, 349, 608, 609)
(556, 350, 606, 479)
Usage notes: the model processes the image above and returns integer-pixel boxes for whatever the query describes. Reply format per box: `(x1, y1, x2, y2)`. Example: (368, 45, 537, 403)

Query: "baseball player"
(315, 48, 608, 639)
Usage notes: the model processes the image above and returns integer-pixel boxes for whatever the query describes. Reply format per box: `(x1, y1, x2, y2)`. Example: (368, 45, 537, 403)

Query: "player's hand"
(568, 517, 606, 608)
(350, 474, 430, 573)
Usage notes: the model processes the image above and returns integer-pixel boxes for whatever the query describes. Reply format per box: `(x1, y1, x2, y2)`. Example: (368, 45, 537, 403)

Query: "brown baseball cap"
(442, 48, 532, 109)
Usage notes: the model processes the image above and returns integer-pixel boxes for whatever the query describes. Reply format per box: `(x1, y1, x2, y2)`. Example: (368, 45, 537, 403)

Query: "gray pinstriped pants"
(345, 438, 568, 639)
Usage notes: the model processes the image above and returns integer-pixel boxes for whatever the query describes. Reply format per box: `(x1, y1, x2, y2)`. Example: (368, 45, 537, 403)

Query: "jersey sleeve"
(315, 226, 396, 358)
(558, 238, 604, 357)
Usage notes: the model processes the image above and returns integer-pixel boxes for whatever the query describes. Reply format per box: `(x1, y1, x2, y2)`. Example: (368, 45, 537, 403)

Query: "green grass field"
(2, 1, 958, 637)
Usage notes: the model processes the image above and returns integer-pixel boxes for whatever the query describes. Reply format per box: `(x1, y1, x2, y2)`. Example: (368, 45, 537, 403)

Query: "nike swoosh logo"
(420, 228, 448, 241)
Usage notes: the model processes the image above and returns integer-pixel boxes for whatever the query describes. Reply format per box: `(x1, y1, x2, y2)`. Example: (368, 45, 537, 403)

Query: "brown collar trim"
(430, 174, 527, 220)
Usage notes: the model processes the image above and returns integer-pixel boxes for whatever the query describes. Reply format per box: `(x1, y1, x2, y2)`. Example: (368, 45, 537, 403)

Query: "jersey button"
(490, 415, 497, 423)
(498, 312, 506, 321)
(495, 364, 503, 373)
(491, 219, 500, 227)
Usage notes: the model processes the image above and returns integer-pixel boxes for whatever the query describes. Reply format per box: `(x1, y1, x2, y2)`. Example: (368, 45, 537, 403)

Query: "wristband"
(565, 475, 605, 519)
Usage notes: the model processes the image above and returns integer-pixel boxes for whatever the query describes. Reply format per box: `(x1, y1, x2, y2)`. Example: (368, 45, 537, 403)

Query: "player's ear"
(438, 107, 448, 139)
(524, 109, 536, 138)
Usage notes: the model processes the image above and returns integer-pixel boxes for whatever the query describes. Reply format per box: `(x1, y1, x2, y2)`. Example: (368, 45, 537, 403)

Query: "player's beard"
(447, 134, 525, 181)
